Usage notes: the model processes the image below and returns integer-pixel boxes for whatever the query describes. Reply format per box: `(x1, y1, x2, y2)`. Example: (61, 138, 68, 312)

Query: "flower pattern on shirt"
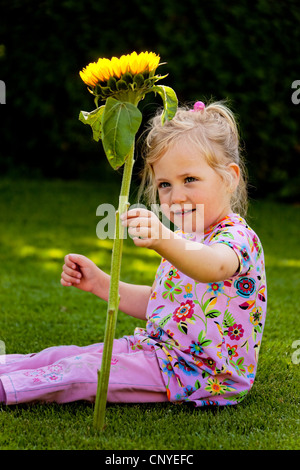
(128, 213, 267, 407)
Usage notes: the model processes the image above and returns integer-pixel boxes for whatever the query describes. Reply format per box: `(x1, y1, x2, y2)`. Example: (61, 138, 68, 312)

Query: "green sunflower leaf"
(152, 85, 178, 124)
(79, 105, 105, 142)
(101, 97, 142, 169)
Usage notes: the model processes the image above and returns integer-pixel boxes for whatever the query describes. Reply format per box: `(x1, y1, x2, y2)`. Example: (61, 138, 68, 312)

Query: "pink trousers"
(0, 338, 168, 405)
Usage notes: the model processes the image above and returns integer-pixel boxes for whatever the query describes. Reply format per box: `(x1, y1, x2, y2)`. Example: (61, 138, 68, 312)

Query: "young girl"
(0, 101, 267, 407)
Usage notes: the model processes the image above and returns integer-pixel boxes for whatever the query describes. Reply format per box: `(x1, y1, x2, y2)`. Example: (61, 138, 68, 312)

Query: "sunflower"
(79, 51, 162, 102)
(79, 51, 177, 431)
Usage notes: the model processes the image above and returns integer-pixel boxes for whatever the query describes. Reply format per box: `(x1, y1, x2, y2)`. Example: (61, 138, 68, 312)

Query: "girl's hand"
(121, 208, 171, 249)
(61, 254, 104, 294)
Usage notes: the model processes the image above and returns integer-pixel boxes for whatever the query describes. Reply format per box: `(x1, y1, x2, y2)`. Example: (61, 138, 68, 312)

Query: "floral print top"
(128, 213, 267, 407)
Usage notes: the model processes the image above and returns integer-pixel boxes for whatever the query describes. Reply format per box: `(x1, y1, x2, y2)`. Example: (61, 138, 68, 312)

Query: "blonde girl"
(0, 101, 266, 407)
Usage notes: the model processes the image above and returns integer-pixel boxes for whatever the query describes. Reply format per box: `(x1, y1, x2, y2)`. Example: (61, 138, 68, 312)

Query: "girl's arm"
(117, 281, 153, 319)
(121, 209, 239, 283)
(91, 268, 153, 319)
(151, 234, 239, 283)
(61, 254, 153, 320)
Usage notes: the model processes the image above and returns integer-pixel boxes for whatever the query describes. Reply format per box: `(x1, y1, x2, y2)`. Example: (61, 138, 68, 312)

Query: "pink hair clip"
(192, 101, 205, 111)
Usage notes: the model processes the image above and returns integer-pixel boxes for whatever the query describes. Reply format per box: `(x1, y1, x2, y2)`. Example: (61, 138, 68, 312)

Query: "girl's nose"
(170, 186, 188, 205)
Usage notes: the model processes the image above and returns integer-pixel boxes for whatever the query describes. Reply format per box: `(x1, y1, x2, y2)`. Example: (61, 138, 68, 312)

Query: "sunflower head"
(79, 51, 178, 170)
(79, 51, 165, 104)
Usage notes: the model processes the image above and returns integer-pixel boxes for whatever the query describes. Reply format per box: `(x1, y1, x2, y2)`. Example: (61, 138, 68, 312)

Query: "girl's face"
(152, 140, 239, 233)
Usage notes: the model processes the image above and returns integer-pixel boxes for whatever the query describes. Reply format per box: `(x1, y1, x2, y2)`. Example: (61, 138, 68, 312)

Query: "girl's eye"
(158, 182, 170, 189)
(185, 177, 196, 183)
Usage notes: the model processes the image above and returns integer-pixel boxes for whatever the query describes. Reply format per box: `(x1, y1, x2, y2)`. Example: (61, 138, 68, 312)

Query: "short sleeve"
(209, 224, 257, 277)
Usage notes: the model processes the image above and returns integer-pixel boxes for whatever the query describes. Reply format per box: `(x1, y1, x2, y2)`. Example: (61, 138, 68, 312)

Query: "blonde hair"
(138, 100, 248, 217)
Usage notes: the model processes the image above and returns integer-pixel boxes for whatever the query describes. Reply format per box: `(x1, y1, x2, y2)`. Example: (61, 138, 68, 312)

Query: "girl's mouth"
(174, 208, 196, 216)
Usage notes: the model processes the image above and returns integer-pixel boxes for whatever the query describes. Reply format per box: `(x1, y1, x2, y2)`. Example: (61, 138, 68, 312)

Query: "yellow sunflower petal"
(129, 61, 137, 75)
(79, 51, 160, 87)
(120, 55, 129, 75)
(111, 56, 122, 79)
(136, 53, 148, 73)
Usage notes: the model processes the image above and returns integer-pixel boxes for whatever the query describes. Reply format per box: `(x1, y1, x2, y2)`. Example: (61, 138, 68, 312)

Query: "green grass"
(0, 178, 299, 450)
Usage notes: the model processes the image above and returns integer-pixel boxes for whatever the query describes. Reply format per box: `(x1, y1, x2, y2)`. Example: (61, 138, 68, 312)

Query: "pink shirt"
(129, 213, 267, 407)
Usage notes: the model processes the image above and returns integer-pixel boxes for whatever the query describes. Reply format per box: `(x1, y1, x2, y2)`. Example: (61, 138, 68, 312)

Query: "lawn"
(0, 178, 299, 450)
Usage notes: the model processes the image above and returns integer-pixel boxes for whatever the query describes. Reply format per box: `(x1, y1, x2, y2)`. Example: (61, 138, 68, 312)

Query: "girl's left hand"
(121, 208, 170, 249)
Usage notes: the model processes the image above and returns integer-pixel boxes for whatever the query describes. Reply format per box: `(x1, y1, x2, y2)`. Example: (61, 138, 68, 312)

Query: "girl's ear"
(227, 163, 240, 193)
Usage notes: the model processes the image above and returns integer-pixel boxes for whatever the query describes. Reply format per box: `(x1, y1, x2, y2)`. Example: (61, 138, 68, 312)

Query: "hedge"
(1, 0, 299, 200)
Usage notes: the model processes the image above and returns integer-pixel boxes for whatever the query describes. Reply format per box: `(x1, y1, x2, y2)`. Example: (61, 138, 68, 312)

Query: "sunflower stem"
(93, 146, 135, 431)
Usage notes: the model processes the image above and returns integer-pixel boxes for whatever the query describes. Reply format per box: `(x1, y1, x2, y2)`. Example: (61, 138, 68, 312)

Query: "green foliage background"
(1, 0, 300, 200)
